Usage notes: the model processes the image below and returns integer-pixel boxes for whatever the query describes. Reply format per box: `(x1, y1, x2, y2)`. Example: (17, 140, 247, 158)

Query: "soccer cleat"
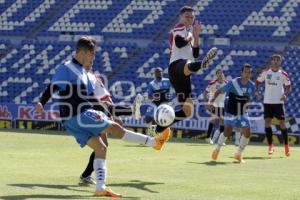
(211, 148, 220, 161)
(153, 127, 171, 150)
(234, 153, 245, 163)
(79, 175, 96, 185)
(133, 93, 143, 119)
(268, 144, 274, 155)
(284, 144, 290, 157)
(95, 187, 122, 198)
(205, 138, 214, 145)
(201, 47, 218, 69)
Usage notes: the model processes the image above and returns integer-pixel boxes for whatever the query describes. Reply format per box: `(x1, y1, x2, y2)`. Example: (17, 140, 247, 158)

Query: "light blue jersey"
(51, 58, 111, 147)
(147, 78, 171, 105)
(221, 77, 255, 128)
(145, 78, 171, 119)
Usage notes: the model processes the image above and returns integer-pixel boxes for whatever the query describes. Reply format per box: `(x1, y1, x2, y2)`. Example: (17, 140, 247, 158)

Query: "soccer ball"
(154, 104, 175, 127)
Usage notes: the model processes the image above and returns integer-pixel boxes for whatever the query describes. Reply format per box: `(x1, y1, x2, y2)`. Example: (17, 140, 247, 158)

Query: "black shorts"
(210, 107, 225, 118)
(264, 104, 285, 120)
(168, 59, 191, 103)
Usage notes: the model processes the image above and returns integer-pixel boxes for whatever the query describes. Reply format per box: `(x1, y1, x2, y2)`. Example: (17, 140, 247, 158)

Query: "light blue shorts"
(224, 112, 250, 128)
(63, 109, 111, 147)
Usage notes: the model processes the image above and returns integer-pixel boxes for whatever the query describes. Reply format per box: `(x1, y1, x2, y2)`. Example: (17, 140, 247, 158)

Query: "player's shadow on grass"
(241, 156, 284, 160)
(4, 184, 141, 199)
(124, 144, 148, 148)
(188, 161, 229, 166)
(108, 180, 164, 193)
(0, 194, 91, 200)
(7, 183, 89, 193)
(0, 194, 141, 200)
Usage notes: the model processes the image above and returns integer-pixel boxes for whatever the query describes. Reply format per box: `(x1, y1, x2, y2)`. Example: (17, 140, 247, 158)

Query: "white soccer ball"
(154, 104, 175, 127)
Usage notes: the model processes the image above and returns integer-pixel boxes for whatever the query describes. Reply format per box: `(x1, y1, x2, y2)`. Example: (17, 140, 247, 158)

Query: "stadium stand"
(0, 0, 300, 125)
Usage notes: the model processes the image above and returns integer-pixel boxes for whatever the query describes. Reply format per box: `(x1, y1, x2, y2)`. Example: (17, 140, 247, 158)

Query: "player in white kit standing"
(256, 54, 292, 156)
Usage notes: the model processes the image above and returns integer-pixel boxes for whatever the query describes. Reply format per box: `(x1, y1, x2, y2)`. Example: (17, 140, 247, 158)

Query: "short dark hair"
(241, 63, 252, 72)
(179, 6, 194, 15)
(76, 36, 96, 52)
(215, 69, 223, 74)
(271, 53, 282, 60)
(155, 67, 163, 72)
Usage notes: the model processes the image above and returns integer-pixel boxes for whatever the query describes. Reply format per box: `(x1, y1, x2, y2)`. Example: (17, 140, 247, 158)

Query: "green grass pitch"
(0, 130, 300, 200)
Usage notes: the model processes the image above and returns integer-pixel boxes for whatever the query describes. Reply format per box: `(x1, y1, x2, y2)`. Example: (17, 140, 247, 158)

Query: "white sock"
(94, 158, 106, 192)
(122, 130, 155, 147)
(216, 132, 227, 150)
(237, 135, 250, 154)
(235, 131, 241, 145)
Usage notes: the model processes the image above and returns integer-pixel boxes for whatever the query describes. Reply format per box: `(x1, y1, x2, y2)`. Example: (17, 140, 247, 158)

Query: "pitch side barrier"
(1, 103, 300, 144)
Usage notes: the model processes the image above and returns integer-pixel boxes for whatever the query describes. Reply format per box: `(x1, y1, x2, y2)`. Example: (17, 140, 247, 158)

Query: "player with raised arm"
(35, 36, 170, 197)
(203, 69, 227, 144)
(256, 54, 292, 156)
(210, 64, 255, 163)
(155, 6, 218, 133)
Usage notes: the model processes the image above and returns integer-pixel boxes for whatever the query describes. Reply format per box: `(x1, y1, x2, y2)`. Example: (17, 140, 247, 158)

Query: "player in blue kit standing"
(210, 64, 255, 163)
(144, 67, 172, 133)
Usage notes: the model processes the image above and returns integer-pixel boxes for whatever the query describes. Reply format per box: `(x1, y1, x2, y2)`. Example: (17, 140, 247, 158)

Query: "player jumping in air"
(155, 6, 218, 133)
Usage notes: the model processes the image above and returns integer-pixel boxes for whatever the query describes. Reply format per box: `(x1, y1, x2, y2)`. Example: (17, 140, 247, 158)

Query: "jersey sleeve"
(146, 83, 154, 97)
(205, 83, 211, 93)
(221, 80, 233, 93)
(250, 83, 256, 99)
(94, 79, 111, 100)
(283, 72, 291, 86)
(51, 65, 69, 91)
(256, 70, 266, 83)
(172, 26, 186, 38)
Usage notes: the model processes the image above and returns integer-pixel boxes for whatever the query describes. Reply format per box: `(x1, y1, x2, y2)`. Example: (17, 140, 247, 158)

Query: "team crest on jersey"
(267, 74, 272, 79)
(276, 76, 280, 80)
(84, 110, 103, 121)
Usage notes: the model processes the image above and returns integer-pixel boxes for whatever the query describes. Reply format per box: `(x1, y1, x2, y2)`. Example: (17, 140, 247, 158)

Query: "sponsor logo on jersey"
(85, 110, 103, 121)
(267, 74, 272, 79)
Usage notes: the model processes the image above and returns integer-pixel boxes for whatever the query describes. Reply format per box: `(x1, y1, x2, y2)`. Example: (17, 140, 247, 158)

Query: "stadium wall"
(1, 103, 299, 145)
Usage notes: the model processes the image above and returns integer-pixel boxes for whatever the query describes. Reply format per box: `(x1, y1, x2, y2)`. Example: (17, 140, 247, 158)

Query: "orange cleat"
(153, 128, 171, 150)
(211, 149, 220, 161)
(95, 187, 122, 198)
(284, 144, 290, 157)
(234, 153, 245, 163)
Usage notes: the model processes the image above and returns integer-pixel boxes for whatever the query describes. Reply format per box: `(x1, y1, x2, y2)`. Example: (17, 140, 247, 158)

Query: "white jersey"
(169, 23, 194, 64)
(88, 72, 111, 102)
(205, 79, 227, 107)
(257, 68, 291, 104)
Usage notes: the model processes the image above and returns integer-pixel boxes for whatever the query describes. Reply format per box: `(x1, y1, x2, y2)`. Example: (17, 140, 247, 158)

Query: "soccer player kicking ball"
(210, 64, 255, 163)
(36, 36, 170, 198)
(256, 54, 292, 156)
